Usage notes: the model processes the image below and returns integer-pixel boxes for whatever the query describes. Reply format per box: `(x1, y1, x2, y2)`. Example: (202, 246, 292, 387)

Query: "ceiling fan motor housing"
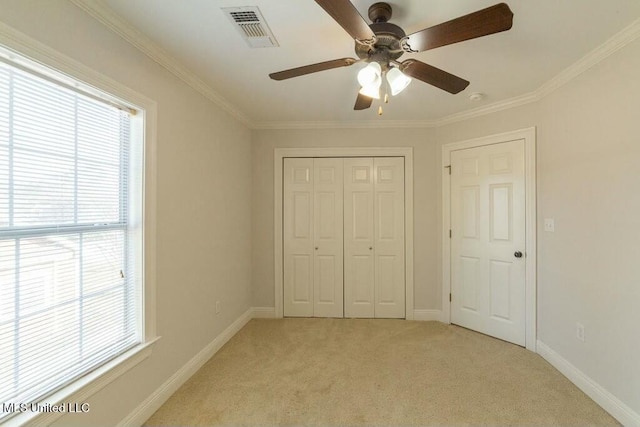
(355, 2, 406, 66)
(368, 2, 392, 23)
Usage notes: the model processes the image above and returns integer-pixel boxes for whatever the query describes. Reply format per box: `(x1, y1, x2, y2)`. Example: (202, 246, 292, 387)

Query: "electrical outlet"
(544, 218, 555, 232)
(576, 322, 585, 342)
(215, 301, 221, 314)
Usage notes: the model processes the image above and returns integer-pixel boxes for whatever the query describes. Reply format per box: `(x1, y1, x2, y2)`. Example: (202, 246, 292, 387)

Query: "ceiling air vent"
(222, 6, 279, 48)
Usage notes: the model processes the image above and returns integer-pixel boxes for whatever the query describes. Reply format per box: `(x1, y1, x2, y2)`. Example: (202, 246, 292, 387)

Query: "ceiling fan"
(269, 0, 513, 111)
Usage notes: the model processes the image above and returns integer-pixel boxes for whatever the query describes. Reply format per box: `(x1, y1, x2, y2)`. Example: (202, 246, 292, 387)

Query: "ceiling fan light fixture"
(269, 2, 514, 112)
(357, 62, 382, 88)
(386, 67, 412, 96)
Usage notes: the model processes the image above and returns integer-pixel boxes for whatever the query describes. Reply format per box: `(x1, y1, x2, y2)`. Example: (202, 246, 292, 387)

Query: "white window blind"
(0, 57, 139, 420)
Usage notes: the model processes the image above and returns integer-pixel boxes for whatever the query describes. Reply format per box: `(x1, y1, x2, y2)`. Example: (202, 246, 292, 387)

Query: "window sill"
(4, 336, 161, 427)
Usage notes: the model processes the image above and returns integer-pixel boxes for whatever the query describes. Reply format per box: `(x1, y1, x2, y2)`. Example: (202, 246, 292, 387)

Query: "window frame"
(0, 23, 158, 427)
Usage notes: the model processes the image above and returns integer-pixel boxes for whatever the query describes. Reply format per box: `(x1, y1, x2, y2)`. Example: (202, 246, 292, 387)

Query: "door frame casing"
(441, 128, 537, 351)
(274, 147, 414, 319)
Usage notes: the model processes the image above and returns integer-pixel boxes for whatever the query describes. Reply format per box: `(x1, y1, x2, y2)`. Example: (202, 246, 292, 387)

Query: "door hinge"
(449, 229, 452, 238)
(445, 165, 451, 175)
(449, 293, 452, 302)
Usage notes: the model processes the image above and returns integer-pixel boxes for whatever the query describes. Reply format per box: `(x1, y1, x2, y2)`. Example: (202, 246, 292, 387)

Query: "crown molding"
(0, 20, 156, 111)
(431, 91, 539, 128)
(252, 90, 541, 130)
(252, 92, 540, 130)
(252, 119, 437, 130)
(69, 0, 252, 128)
(536, 16, 640, 99)
(67, 1, 640, 131)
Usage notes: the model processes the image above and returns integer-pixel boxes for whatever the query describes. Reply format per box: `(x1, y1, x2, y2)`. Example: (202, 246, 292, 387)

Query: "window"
(0, 50, 144, 422)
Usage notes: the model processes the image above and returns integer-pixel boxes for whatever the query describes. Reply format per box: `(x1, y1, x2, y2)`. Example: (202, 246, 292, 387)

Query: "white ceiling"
(98, 0, 640, 125)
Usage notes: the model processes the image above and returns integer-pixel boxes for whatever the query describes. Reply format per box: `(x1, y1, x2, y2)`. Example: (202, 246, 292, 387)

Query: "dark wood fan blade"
(354, 91, 373, 110)
(400, 59, 469, 94)
(404, 3, 513, 52)
(269, 58, 357, 80)
(315, 0, 375, 41)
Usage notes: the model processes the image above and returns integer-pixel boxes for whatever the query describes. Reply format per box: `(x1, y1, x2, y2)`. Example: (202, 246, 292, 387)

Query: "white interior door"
(374, 157, 405, 318)
(283, 158, 314, 317)
(313, 158, 344, 317)
(344, 158, 375, 318)
(450, 140, 526, 345)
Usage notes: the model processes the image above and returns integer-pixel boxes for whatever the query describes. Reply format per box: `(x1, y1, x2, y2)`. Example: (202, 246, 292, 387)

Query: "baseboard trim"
(413, 309, 442, 322)
(252, 306, 276, 318)
(251, 307, 442, 321)
(537, 340, 640, 427)
(117, 307, 254, 427)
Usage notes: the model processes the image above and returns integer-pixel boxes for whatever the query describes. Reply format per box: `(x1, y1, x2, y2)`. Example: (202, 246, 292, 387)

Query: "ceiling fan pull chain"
(383, 75, 390, 104)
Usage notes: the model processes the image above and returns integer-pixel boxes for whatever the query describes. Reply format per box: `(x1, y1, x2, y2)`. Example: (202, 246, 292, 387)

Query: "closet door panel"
(344, 158, 375, 318)
(313, 158, 344, 317)
(283, 158, 314, 317)
(374, 157, 405, 318)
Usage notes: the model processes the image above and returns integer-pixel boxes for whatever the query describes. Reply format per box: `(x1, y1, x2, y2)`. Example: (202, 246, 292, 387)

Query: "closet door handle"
(369, 247, 373, 250)
(315, 247, 319, 250)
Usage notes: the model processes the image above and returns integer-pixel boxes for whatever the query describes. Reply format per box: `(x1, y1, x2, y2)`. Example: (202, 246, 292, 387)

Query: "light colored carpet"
(144, 319, 618, 426)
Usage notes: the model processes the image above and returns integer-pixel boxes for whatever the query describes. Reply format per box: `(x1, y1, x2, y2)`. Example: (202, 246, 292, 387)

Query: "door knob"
(315, 247, 318, 250)
(514, 251, 523, 258)
(369, 247, 373, 250)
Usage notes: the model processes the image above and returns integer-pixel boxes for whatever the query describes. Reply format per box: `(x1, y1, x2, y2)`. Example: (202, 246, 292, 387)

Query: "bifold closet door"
(344, 157, 405, 318)
(283, 158, 343, 317)
(283, 158, 314, 317)
(373, 157, 405, 318)
(344, 158, 375, 318)
(313, 158, 344, 317)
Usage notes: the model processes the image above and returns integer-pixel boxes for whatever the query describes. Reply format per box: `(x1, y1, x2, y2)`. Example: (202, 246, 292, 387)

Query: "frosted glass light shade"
(387, 67, 412, 95)
(359, 84, 380, 99)
(357, 62, 382, 88)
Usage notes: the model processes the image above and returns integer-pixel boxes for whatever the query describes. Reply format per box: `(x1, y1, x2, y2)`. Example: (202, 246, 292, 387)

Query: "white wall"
(249, 109, 539, 316)
(0, 1, 252, 425)
(535, 36, 640, 416)
(433, 37, 640, 416)
(251, 128, 439, 311)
